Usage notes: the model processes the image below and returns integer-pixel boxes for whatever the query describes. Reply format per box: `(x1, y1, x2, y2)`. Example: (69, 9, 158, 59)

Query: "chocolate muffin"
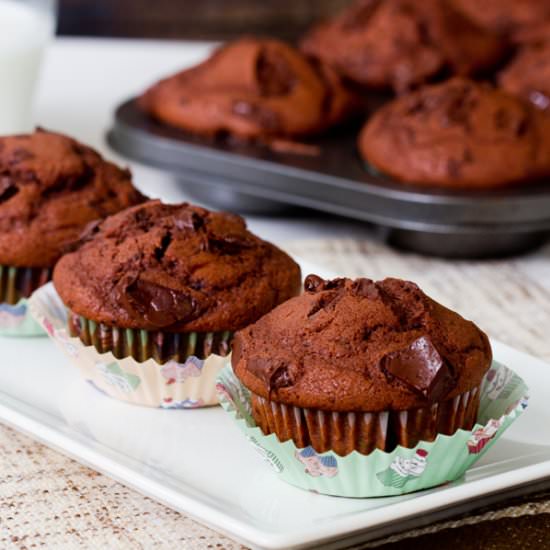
(451, 0, 550, 35)
(0, 129, 145, 306)
(139, 38, 356, 142)
(499, 41, 550, 112)
(233, 275, 492, 456)
(53, 200, 301, 363)
(358, 77, 550, 188)
(300, 0, 505, 93)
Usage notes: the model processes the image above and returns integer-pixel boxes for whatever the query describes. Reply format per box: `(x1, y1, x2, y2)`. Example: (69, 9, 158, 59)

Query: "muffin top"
(358, 77, 550, 188)
(139, 37, 353, 140)
(499, 41, 550, 112)
(53, 200, 301, 332)
(233, 275, 492, 412)
(0, 129, 145, 268)
(301, 0, 505, 93)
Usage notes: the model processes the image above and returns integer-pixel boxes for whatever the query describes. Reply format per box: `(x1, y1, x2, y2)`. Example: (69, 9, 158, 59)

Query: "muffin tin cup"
(216, 362, 529, 497)
(29, 283, 232, 408)
(0, 265, 51, 337)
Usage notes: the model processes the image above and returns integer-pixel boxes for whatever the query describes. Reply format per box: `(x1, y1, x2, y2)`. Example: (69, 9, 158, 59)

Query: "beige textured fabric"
(1, 238, 550, 549)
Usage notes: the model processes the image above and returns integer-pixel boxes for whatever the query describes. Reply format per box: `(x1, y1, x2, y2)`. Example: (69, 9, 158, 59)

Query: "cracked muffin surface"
(233, 274, 492, 412)
(0, 129, 145, 267)
(53, 200, 302, 332)
(358, 77, 550, 188)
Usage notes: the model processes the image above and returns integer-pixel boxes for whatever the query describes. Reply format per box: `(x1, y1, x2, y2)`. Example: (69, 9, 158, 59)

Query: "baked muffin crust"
(233, 275, 492, 412)
(358, 78, 550, 188)
(54, 200, 302, 332)
(139, 38, 354, 140)
(0, 129, 145, 267)
(301, 0, 505, 93)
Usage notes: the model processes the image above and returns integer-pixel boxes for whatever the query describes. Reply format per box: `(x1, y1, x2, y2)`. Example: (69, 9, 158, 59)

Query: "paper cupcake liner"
(0, 265, 51, 337)
(29, 283, 231, 408)
(216, 362, 529, 497)
(68, 312, 232, 364)
(250, 387, 480, 456)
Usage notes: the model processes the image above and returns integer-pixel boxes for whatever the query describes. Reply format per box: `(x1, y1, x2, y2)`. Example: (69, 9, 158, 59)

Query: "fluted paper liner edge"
(29, 282, 230, 408)
(216, 362, 529, 497)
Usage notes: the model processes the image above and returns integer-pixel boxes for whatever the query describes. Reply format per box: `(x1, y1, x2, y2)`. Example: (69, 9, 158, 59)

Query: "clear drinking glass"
(0, 0, 56, 135)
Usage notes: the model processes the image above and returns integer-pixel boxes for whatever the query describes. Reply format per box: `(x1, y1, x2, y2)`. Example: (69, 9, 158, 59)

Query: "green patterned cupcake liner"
(68, 311, 232, 365)
(0, 265, 51, 337)
(216, 362, 529, 497)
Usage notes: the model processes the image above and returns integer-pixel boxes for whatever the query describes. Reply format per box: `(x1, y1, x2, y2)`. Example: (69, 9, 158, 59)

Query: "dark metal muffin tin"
(108, 98, 550, 258)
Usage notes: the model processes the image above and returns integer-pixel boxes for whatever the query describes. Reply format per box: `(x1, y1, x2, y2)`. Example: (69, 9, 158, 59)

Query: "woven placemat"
(2, 238, 550, 549)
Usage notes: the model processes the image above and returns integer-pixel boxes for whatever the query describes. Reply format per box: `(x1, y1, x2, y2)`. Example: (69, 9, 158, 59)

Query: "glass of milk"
(0, 0, 56, 135)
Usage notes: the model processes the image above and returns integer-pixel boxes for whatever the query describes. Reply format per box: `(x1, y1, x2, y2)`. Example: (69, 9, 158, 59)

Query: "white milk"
(0, 1, 54, 134)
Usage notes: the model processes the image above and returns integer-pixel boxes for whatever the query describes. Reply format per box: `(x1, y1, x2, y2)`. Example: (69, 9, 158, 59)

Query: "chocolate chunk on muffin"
(358, 77, 550, 188)
(451, 0, 550, 35)
(300, 0, 505, 93)
(233, 275, 492, 455)
(139, 38, 357, 142)
(499, 41, 550, 112)
(0, 129, 145, 306)
(53, 200, 301, 362)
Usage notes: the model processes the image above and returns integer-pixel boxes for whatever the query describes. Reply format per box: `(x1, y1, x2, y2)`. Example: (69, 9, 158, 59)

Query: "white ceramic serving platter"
(1, 265, 550, 549)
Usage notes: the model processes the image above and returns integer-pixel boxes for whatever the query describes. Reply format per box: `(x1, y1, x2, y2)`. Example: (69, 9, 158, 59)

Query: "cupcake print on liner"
(296, 447, 339, 478)
(30, 282, 231, 408)
(217, 360, 528, 497)
(376, 449, 428, 488)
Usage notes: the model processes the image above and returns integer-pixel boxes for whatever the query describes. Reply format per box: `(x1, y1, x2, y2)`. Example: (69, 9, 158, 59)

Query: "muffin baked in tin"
(358, 78, 550, 188)
(139, 37, 359, 142)
(301, 0, 506, 93)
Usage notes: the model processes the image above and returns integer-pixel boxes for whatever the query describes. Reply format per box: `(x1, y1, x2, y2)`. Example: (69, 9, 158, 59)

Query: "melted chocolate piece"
(304, 274, 325, 293)
(247, 357, 299, 393)
(121, 279, 197, 328)
(0, 178, 19, 203)
(380, 336, 454, 401)
(323, 278, 346, 290)
(154, 232, 172, 262)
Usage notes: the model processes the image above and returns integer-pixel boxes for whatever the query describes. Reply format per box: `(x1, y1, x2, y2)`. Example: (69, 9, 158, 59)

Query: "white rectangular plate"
(1, 261, 549, 549)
